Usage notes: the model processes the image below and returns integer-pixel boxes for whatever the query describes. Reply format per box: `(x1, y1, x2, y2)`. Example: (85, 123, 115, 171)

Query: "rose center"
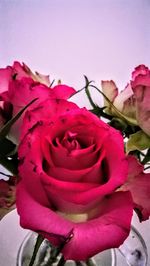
(61, 130, 81, 152)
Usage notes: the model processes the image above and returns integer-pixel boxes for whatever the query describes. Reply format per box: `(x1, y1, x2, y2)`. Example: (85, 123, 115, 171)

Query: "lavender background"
(0, 0, 150, 90)
(0, 1, 150, 265)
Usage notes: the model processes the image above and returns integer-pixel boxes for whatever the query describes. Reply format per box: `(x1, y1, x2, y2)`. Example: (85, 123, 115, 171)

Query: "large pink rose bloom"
(101, 65, 150, 135)
(0, 62, 75, 142)
(17, 98, 133, 260)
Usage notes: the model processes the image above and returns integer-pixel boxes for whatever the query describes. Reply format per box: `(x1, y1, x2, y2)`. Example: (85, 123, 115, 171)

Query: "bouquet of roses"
(0, 62, 150, 266)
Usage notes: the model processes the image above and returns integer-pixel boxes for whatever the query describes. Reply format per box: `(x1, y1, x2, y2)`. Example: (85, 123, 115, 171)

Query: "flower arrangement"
(0, 62, 150, 265)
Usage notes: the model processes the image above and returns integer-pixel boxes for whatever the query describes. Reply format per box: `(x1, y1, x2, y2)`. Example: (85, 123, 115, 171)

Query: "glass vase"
(16, 226, 148, 266)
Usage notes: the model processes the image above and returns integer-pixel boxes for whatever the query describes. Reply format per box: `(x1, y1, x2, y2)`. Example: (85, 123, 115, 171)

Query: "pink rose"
(131, 66, 150, 136)
(101, 65, 150, 135)
(16, 97, 133, 260)
(0, 62, 75, 142)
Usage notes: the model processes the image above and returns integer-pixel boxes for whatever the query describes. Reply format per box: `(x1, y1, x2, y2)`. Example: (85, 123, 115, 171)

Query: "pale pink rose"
(0, 62, 75, 142)
(0, 61, 50, 92)
(0, 61, 49, 133)
(120, 155, 150, 221)
(131, 67, 150, 136)
(101, 65, 150, 132)
(16, 98, 133, 260)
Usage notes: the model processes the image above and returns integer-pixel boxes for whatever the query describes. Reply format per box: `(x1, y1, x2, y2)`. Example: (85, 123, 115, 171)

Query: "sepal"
(0, 175, 17, 220)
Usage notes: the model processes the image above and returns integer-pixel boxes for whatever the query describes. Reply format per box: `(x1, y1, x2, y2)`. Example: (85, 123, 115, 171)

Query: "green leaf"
(142, 149, 150, 165)
(109, 117, 128, 131)
(0, 98, 38, 140)
(29, 234, 44, 266)
(126, 130, 150, 153)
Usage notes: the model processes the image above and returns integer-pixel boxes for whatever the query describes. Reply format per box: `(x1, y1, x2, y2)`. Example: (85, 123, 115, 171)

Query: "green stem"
(57, 256, 66, 266)
(29, 234, 44, 266)
(144, 166, 150, 171)
(85, 88, 96, 109)
(69, 77, 93, 100)
(75, 262, 83, 266)
(90, 107, 113, 120)
(86, 258, 96, 266)
(49, 79, 55, 87)
(47, 246, 59, 265)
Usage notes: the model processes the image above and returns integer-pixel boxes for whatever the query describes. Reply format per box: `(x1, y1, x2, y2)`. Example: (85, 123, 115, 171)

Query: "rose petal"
(19, 107, 128, 207)
(63, 191, 133, 260)
(101, 80, 137, 125)
(41, 155, 127, 208)
(35, 71, 50, 86)
(8, 78, 50, 108)
(101, 80, 118, 116)
(0, 67, 12, 93)
(103, 130, 128, 184)
(12, 61, 32, 80)
(44, 148, 105, 184)
(113, 83, 136, 120)
(132, 65, 150, 80)
(19, 149, 100, 215)
(101, 80, 118, 105)
(121, 155, 150, 221)
(49, 140, 100, 170)
(132, 72, 150, 136)
(45, 142, 100, 170)
(21, 98, 79, 140)
(42, 134, 106, 185)
(6, 78, 53, 142)
(16, 186, 133, 260)
(16, 182, 73, 246)
(52, 84, 76, 100)
(126, 155, 144, 176)
(19, 130, 98, 195)
(13, 61, 51, 86)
